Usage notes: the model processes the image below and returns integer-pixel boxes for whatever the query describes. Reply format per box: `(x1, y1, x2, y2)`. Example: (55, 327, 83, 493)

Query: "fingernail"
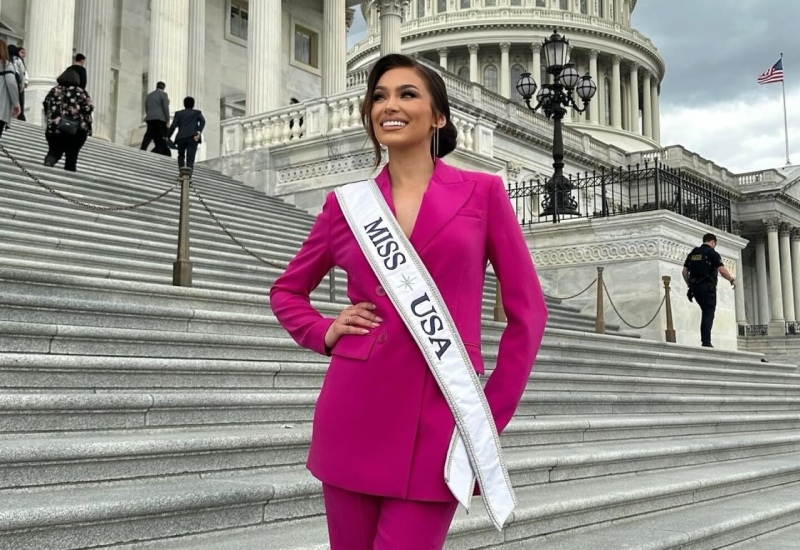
(361, 329, 369, 334)
(375, 317, 383, 322)
(372, 322, 380, 327)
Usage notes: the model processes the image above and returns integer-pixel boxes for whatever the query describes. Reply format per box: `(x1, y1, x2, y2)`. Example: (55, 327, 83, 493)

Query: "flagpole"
(781, 52, 791, 165)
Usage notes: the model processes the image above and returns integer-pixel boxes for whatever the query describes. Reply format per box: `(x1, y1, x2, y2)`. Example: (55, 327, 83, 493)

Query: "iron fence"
(508, 161, 733, 232)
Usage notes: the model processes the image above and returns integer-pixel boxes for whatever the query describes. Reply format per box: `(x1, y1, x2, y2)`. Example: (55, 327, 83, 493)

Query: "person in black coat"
(168, 96, 205, 170)
(69, 53, 88, 91)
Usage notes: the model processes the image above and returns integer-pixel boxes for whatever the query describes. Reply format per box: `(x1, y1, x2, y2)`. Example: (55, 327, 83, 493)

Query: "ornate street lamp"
(516, 29, 597, 222)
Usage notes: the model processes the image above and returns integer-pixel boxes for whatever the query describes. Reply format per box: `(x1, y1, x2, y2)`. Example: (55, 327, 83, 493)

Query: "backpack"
(687, 247, 716, 283)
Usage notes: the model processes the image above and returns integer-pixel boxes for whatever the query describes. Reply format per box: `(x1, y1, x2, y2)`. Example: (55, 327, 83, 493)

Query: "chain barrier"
(542, 278, 597, 302)
(0, 143, 176, 211)
(602, 278, 666, 330)
(188, 180, 287, 270)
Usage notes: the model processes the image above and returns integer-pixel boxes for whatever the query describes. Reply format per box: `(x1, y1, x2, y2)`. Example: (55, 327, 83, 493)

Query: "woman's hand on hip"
(324, 302, 382, 349)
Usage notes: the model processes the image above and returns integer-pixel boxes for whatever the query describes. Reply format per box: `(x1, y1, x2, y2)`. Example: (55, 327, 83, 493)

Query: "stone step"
(3, 451, 797, 550)
(723, 521, 800, 549)
(4, 421, 800, 493)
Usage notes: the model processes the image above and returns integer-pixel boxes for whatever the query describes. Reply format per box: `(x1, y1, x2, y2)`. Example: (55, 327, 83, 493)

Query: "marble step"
(722, 520, 800, 549)
(3, 451, 797, 550)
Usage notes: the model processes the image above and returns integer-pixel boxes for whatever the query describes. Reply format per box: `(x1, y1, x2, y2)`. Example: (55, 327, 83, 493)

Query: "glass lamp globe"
(543, 29, 569, 70)
(515, 72, 538, 100)
(576, 75, 598, 101)
(559, 64, 580, 89)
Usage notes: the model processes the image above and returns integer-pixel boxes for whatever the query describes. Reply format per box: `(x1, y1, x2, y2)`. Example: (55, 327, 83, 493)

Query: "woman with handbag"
(42, 69, 93, 172)
(0, 40, 21, 138)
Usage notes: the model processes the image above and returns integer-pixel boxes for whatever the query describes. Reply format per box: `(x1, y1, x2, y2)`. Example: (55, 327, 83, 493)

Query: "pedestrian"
(270, 53, 548, 549)
(168, 96, 205, 171)
(140, 81, 171, 156)
(0, 40, 21, 138)
(69, 53, 88, 91)
(7, 44, 26, 121)
(682, 233, 735, 348)
(42, 69, 93, 172)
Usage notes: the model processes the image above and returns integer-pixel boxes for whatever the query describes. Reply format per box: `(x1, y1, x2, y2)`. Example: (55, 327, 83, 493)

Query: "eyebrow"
(374, 84, 421, 92)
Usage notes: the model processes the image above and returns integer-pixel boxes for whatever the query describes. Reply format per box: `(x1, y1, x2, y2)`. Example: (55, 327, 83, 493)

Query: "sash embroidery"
(335, 180, 515, 531)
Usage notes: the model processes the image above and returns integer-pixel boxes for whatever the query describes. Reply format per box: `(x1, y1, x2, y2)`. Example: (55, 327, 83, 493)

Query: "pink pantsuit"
(270, 159, 548, 505)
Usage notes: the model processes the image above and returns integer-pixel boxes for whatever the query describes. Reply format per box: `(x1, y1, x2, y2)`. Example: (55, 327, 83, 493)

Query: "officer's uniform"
(684, 244, 723, 347)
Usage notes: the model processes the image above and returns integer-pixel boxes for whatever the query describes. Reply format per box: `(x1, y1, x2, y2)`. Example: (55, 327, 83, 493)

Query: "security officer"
(682, 233, 735, 348)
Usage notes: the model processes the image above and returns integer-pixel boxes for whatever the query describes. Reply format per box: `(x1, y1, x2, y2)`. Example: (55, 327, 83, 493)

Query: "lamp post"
(516, 29, 597, 222)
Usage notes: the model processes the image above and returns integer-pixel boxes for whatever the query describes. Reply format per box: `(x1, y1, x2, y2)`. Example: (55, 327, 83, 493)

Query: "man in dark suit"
(69, 53, 88, 90)
(140, 81, 171, 156)
(168, 96, 205, 171)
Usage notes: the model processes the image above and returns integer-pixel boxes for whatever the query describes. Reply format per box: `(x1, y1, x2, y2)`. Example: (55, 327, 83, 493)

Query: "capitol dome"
(348, 0, 665, 153)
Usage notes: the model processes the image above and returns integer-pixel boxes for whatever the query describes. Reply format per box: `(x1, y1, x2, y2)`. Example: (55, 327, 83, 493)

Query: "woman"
(7, 44, 26, 120)
(0, 40, 21, 138)
(42, 69, 93, 172)
(270, 54, 547, 549)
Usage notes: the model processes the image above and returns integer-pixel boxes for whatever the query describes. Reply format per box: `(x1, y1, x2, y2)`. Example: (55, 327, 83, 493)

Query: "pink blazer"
(269, 159, 548, 501)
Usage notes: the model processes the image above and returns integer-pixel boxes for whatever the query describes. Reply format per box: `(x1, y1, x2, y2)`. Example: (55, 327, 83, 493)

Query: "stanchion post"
(595, 266, 605, 334)
(329, 269, 336, 302)
(493, 279, 506, 322)
(173, 168, 193, 287)
(662, 275, 676, 343)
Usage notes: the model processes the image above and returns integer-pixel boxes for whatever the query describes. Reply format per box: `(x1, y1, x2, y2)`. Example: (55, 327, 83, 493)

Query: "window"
(437, 0, 447, 13)
(229, 0, 248, 40)
(460, 0, 470, 7)
(458, 66, 470, 80)
(559, 0, 569, 9)
(294, 24, 319, 69)
(485, 0, 497, 6)
(595, 0, 604, 17)
(609, 0, 615, 20)
(604, 77, 611, 125)
(579, 0, 588, 13)
(510, 0, 523, 5)
(483, 65, 498, 92)
(418, 0, 426, 17)
(511, 64, 525, 100)
(536, 0, 547, 6)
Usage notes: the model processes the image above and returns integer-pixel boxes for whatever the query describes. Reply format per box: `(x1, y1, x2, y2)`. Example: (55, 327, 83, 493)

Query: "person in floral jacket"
(42, 69, 93, 172)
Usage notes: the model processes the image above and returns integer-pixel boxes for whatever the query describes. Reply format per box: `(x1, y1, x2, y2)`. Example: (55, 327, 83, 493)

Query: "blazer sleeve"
(482, 176, 548, 433)
(269, 192, 338, 356)
(197, 112, 206, 133)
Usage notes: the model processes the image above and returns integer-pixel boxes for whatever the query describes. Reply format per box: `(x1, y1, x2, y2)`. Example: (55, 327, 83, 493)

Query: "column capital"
(499, 42, 511, 53)
(437, 47, 449, 56)
(612, 55, 622, 65)
(792, 228, 800, 241)
(588, 49, 599, 60)
(731, 221, 744, 236)
(765, 218, 782, 233)
(375, 0, 404, 16)
(780, 222, 794, 236)
(629, 61, 640, 73)
(468, 43, 480, 55)
(531, 42, 542, 53)
(754, 234, 767, 245)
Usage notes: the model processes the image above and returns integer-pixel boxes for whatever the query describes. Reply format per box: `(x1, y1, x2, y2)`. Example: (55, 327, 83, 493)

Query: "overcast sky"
(346, 1, 799, 174)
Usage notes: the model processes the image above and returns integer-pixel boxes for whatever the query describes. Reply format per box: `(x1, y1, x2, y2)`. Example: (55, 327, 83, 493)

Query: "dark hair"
(75, 53, 86, 62)
(7, 44, 18, 58)
(57, 69, 81, 87)
(289, 97, 299, 104)
(183, 96, 195, 109)
(156, 81, 166, 90)
(703, 233, 717, 243)
(360, 54, 458, 167)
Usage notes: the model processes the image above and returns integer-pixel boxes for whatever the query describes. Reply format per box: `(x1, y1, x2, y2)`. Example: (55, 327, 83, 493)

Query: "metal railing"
(508, 161, 733, 232)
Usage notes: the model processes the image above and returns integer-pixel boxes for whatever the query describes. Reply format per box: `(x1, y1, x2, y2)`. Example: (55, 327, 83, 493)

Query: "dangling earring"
(433, 127, 440, 158)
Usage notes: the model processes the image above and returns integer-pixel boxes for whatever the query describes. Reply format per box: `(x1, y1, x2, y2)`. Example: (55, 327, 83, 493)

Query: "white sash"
(335, 180, 515, 531)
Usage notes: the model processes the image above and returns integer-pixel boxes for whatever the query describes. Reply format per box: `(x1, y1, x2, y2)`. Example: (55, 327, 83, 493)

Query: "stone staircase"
(0, 121, 799, 549)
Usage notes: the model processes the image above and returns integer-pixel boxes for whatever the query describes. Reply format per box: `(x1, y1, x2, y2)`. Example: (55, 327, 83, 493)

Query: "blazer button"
(375, 285, 386, 297)
(378, 331, 388, 343)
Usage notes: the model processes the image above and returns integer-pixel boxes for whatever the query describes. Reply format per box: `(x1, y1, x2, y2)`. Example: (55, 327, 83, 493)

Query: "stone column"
(755, 235, 770, 325)
(780, 224, 796, 322)
(792, 229, 800, 321)
(611, 55, 622, 129)
(766, 218, 786, 333)
(597, 66, 607, 126)
(377, 0, 403, 56)
(651, 79, 661, 142)
(149, 0, 189, 113)
(642, 70, 652, 139)
(588, 50, 599, 125)
(468, 44, 479, 83)
(187, 0, 205, 99)
(75, 0, 113, 140)
(24, 0, 76, 125)
(247, 0, 282, 115)
(531, 43, 541, 86)
(731, 224, 747, 325)
(629, 63, 639, 134)
(322, 0, 346, 96)
(499, 42, 511, 98)
(438, 47, 449, 70)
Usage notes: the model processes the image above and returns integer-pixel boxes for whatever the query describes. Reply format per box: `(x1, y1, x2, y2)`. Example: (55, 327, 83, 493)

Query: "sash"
(335, 180, 515, 531)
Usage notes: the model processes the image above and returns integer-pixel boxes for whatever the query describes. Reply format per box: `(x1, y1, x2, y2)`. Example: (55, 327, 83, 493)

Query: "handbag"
(56, 115, 80, 135)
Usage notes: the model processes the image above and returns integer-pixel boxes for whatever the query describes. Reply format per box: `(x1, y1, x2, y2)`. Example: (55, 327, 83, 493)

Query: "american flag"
(758, 58, 784, 85)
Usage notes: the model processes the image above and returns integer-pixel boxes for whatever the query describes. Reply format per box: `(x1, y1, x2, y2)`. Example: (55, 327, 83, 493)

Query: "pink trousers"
(322, 483, 459, 550)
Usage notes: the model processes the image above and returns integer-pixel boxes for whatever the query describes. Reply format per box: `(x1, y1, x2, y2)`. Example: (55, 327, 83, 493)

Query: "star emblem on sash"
(400, 274, 417, 291)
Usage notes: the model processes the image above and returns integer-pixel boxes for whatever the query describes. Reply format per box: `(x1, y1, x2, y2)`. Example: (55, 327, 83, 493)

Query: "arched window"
(460, 0, 470, 8)
(417, 0, 426, 17)
(511, 64, 526, 100)
(604, 77, 611, 125)
(437, 0, 447, 13)
(484, 65, 498, 93)
(458, 66, 471, 80)
(559, 0, 569, 10)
